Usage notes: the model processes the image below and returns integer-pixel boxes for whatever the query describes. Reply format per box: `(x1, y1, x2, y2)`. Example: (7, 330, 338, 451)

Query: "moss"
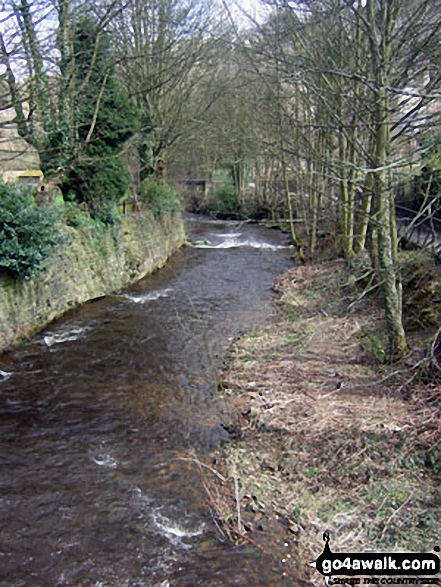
(400, 251, 441, 329)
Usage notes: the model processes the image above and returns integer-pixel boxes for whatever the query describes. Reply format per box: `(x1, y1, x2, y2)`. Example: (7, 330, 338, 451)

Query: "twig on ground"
(379, 492, 414, 542)
(233, 467, 243, 534)
(177, 453, 227, 482)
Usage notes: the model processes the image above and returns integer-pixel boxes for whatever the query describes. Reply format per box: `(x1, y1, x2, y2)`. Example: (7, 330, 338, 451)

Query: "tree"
(239, 0, 440, 357)
(112, 0, 218, 181)
(61, 16, 138, 216)
(0, 1, 139, 218)
(0, 0, 136, 180)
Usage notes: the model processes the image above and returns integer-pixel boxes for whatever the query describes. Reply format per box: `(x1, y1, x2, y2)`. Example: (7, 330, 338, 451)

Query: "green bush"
(62, 156, 129, 224)
(92, 202, 122, 226)
(198, 181, 240, 217)
(359, 330, 387, 363)
(400, 251, 441, 328)
(140, 178, 182, 218)
(216, 182, 239, 213)
(0, 182, 61, 280)
(63, 202, 96, 229)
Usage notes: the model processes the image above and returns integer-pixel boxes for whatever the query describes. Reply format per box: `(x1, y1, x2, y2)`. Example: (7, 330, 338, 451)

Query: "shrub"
(400, 251, 441, 328)
(0, 182, 61, 280)
(202, 182, 240, 216)
(92, 202, 122, 226)
(359, 329, 387, 363)
(215, 182, 239, 213)
(62, 156, 129, 224)
(140, 178, 182, 218)
(63, 202, 96, 229)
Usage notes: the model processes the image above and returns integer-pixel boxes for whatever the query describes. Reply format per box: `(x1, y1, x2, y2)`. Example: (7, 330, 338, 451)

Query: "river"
(0, 215, 294, 587)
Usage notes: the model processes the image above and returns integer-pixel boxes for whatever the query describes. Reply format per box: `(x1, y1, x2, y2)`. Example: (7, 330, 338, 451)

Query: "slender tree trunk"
(309, 164, 318, 254)
(57, 0, 75, 165)
(367, 0, 407, 358)
(354, 173, 373, 253)
(340, 133, 353, 257)
(282, 146, 305, 263)
(0, 32, 29, 141)
(373, 91, 407, 357)
(337, 24, 355, 260)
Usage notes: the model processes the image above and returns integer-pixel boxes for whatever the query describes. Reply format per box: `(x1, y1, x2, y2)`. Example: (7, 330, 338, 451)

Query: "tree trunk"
(282, 148, 305, 263)
(374, 93, 407, 358)
(354, 173, 373, 254)
(57, 0, 75, 166)
(368, 0, 407, 359)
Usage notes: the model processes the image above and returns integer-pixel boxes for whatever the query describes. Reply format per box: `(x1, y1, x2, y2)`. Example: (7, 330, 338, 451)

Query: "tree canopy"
(0, 0, 440, 355)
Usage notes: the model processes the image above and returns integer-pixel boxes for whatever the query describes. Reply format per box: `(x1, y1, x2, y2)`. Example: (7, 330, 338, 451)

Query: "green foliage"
(285, 310, 300, 321)
(359, 330, 387, 363)
(400, 251, 441, 329)
(60, 17, 138, 212)
(92, 202, 122, 226)
(140, 178, 182, 218)
(77, 76, 139, 157)
(201, 182, 240, 216)
(285, 333, 301, 345)
(63, 157, 129, 224)
(215, 182, 240, 214)
(0, 183, 61, 280)
(63, 202, 96, 229)
(73, 18, 139, 155)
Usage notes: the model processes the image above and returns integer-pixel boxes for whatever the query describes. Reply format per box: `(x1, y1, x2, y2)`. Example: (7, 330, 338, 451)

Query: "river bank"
(0, 216, 300, 587)
(0, 210, 185, 351)
(209, 258, 440, 585)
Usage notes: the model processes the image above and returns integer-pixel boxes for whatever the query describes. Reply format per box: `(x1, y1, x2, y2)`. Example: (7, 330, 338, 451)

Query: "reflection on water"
(0, 215, 294, 586)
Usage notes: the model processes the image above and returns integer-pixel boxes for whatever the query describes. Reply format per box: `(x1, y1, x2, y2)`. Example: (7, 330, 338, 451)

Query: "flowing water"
(0, 215, 295, 587)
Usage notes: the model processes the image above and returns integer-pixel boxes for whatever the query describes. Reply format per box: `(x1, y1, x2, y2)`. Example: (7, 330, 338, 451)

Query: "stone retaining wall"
(0, 211, 185, 351)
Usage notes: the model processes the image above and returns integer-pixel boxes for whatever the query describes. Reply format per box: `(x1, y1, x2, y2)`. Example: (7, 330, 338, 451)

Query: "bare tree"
(0, 0, 133, 178)
(238, 0, 440, 356)
(111, 0, 219, 181)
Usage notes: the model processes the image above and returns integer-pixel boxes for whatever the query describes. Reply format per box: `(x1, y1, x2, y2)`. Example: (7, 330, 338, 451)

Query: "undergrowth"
(201, 260, 440, 585)
(139, 178, 182, 219)
(0, 182, 62, 280)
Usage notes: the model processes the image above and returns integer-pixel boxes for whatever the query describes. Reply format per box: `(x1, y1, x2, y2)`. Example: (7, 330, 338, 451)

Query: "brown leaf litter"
(203, 261, 440, 586)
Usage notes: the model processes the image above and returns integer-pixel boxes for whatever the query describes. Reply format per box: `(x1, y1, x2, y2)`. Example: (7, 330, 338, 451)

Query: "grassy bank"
(205, 258, 440, 585)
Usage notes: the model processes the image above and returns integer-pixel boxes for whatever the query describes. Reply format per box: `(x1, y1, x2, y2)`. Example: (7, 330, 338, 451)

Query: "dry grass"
(202, 260, 441, 585)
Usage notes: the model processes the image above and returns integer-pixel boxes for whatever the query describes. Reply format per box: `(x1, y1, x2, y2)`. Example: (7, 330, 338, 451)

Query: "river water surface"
(0, 215, 294, 587)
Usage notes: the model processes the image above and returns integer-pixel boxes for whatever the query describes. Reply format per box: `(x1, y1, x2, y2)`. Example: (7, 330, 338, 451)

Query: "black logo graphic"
(310, 532, 440, 579)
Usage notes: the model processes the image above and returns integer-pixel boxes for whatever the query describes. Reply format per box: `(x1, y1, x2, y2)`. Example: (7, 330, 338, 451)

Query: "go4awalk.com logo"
(309, 532, 440, 586)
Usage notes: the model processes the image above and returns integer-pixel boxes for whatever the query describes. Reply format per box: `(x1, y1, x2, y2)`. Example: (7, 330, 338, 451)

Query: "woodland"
(0, 0, 440, 361)
(0, 3, 440, 576)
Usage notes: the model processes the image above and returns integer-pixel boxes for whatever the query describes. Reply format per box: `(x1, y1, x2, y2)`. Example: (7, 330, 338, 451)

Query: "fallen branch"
(379, 492, 414, 542)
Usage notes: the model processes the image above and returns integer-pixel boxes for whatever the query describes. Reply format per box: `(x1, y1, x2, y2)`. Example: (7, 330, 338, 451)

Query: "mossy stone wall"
(0, 211, 185, 351)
